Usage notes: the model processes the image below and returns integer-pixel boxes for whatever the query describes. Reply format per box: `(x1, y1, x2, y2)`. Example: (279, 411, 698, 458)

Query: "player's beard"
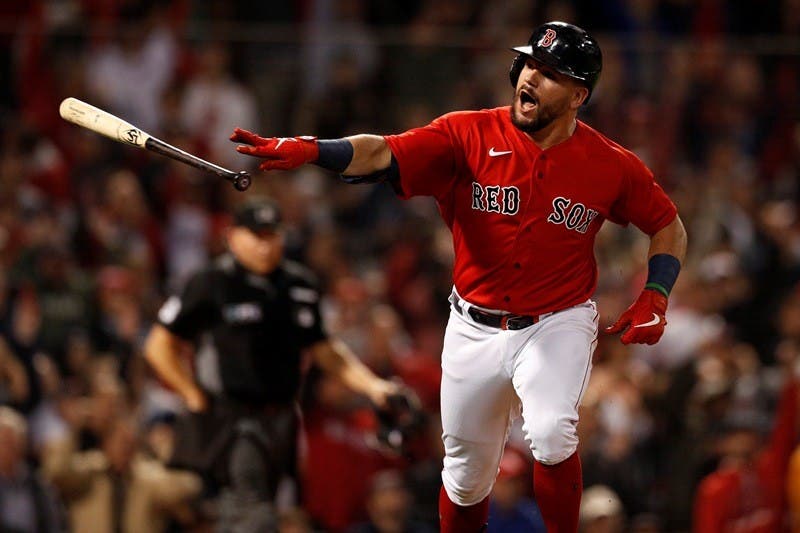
(510, 93, 568, 134)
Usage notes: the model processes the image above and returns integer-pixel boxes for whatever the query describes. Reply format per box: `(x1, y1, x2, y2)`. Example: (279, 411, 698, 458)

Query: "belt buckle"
(500, 315, 510, 330)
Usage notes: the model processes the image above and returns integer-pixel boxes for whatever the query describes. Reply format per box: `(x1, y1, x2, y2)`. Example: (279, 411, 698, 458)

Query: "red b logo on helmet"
(540, 29, 557, 47)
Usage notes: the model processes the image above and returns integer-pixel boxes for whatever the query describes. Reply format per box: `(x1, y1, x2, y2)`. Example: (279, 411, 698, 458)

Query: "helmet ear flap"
(509, 54, 525, 88)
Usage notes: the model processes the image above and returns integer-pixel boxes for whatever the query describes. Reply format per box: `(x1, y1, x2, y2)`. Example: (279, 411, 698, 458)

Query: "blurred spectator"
(693, 377, 798, 532)
(180, 42, 258, 169)
(579, 485, 625, 533)
(488, 447, 545, 532)
(0, 336, 31, 409)
(42, 414, 201, 533)
(404, 414, 446, 527)
(84, 1, 178, 133)
(0, 406, 62, 532)
(27, 354, 70, 453)
(301, 0, 379, 99)
(348, 469, 435, 533)
(787, 443, 800, 533)
(2, 286, 44, 411)
(279, 506, 315, 533)
(93, 265, 147, 383)
(161, 178, 214, 290)
(385, 1, 472, 115)
(303, 373, 399, 532)
(26, 244, 93, 367)
(579, 338, 658, 519)
(142, 411, 178, 464)
(84, 169, 163, 274)
(356, 305, 441, 413)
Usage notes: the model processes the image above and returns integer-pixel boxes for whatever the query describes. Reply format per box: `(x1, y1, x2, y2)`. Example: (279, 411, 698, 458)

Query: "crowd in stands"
(0, 0, 799, 531)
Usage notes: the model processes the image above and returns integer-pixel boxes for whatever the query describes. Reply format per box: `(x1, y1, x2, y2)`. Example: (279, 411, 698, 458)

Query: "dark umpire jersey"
(157, 253, 327, 406)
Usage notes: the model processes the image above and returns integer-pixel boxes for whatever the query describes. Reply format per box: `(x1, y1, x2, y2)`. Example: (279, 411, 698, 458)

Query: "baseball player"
(231, 21, 687, 533)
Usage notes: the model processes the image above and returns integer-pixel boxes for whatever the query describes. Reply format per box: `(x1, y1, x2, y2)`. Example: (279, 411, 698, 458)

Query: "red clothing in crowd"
(693, 380, 799, 533)
(302, 406, 401, 532)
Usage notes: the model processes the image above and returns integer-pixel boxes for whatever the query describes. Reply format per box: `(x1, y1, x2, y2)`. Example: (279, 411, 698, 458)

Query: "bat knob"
(232, 171, 251, 191)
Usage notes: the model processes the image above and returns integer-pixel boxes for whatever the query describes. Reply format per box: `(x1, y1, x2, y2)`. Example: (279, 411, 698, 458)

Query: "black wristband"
(315, 139, 354, 173)
(645, 254, 681, 297)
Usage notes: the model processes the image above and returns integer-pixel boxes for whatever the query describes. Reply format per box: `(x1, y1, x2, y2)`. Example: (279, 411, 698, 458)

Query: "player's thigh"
(440, 310, 517, 503)
(511, 302, 598, 452)
(440, 309, 516, 443)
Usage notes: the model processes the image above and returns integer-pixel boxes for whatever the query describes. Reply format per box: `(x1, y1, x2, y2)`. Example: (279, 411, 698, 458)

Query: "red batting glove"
(604, 289, 668, 345)
(230, 128, 319, 171)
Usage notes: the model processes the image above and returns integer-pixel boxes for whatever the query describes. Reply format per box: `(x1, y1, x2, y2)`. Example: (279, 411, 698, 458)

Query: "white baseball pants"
(440, 290, 598, 506)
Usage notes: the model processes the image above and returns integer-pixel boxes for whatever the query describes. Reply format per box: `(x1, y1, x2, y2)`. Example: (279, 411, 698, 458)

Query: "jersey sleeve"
(383, 113, 461, 200)
(156, 271, 219, 340)
(608, 150, 677, 235)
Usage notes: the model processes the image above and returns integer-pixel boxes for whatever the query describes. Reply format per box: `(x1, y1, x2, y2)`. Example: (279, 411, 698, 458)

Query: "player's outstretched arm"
(340, 134, 392, 175)
(230, 129, 392, 178)
(605, 215, 687, 345)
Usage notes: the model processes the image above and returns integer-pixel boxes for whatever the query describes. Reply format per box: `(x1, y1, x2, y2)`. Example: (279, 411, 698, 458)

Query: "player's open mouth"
(519, 90, 538, 113)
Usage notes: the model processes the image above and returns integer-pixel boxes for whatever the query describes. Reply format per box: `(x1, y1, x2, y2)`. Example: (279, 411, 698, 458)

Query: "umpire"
(143, 197, 400, 532)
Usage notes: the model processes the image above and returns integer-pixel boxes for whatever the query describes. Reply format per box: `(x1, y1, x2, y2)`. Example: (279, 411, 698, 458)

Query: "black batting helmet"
(509, 21, 602, 104)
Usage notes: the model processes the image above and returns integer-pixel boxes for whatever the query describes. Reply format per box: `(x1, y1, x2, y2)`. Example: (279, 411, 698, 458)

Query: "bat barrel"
(59, 97, 250, 191)
(59, 97, 150, 148)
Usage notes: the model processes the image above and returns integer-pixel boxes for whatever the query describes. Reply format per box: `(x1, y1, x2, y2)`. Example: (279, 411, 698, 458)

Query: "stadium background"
(0, 0, 799, 531)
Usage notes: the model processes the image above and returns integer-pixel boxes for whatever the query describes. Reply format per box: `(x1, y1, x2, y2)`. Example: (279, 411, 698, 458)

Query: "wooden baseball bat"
(58, 97, 251, 191)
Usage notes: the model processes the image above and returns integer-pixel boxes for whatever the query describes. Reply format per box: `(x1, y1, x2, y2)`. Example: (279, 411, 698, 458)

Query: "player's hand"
(230, 128, 319, 171)
(604, 289, 668, 345)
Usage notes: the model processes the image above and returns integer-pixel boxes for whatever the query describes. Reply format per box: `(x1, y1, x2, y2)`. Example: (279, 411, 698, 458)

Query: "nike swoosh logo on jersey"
(489, 147, 513, 157)
(634, 313, 661, 328)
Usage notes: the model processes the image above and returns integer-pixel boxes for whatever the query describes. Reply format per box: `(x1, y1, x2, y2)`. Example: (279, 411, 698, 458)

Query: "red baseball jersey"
(384, 106, 677, 315)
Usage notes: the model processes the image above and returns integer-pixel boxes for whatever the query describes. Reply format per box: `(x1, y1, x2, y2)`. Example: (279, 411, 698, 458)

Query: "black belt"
(452, 292, 548, 330)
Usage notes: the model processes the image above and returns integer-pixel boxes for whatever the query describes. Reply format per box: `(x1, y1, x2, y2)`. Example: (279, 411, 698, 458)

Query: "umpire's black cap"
(233, 197, 282, 231)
